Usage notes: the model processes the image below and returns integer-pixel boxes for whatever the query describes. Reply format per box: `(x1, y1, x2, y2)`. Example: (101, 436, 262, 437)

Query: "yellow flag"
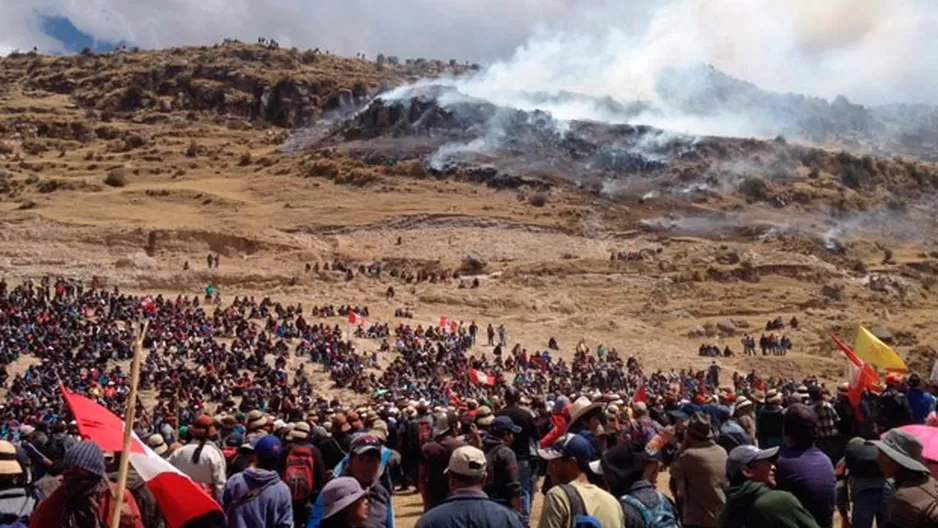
(854, 325, 908, 372)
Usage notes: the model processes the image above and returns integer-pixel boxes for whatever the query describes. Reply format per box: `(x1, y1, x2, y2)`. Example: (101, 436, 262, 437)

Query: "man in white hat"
(415, 446, 524, 528)
(281, 422, 326, 528)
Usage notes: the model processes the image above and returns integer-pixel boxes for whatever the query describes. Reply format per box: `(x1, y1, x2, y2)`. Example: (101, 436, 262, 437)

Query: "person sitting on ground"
(719, 444, 819, 528)
(871, 428, 938, 528)
(222, 435, 293, 528)
(317, 477, 370, 528)
(416, 446, 524, 528)
(592, 441, 678, 528)
(537, 433, 624, 528)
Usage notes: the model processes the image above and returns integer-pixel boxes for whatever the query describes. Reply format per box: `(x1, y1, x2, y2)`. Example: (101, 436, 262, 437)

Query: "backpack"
(559, 484, 603, 528)
(416, 419, 433, 448)
(621, 492, 681, 528)
(283, 446, 316, 502)
(99, 481, 145, 528)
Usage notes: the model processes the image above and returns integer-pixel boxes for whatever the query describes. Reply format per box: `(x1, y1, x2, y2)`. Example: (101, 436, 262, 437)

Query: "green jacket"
(719, 480, 820, 528)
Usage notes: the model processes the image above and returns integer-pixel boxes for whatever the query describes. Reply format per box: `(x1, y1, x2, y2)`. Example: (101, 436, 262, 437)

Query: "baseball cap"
(350, 434, 383, 456)
(253, 435, 283, 461)
(491, 416, 522, 434)
(537, 433, 595, 464)
(726, 445, 779, 479)
(445, 446, 488, 478)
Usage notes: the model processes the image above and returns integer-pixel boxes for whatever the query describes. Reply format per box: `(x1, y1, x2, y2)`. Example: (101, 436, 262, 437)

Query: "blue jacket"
(415, 489, 524, 528)
(222, 467, 293, 528)
(907, 389, 935, 424)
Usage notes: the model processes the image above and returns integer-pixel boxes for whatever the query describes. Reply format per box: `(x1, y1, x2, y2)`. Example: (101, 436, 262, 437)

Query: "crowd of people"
(0, 277, 936, 528)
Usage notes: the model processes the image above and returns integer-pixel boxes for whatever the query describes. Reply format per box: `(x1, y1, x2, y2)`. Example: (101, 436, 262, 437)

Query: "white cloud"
(0, 0, 934, 105)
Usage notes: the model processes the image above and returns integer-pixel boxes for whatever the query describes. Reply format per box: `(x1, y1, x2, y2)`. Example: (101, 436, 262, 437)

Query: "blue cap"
(537, 433, 595, 464)
(252, 435, 283, 460)
(492, 416, 522, 434)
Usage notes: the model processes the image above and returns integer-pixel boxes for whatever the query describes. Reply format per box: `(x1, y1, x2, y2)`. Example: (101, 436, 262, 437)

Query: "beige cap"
(445, 446, 488, 478)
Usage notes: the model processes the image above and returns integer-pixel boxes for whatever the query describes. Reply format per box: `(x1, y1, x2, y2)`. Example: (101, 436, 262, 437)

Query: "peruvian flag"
(61, 387, 223, 528)
(633, 384, 647, 404)
(347, 311, 366, 326)
(470, 368, 495, 386)
(830, 332, 882, 414)
(439, 315, 447, 328)
(140, 297, 156, 313)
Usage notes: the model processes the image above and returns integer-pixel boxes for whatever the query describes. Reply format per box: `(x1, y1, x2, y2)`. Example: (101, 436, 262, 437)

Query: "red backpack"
(282, 446, 316, 502)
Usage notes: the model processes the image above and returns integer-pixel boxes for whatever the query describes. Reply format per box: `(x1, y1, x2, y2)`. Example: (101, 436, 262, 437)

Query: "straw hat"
(569, 396, 603, 426)
(475, 405, 495, 427)
(0, 441, 22, 476)
(289, 422, 311, 441)
(246, 410, 267, 431)
(148, 434, 169, 456)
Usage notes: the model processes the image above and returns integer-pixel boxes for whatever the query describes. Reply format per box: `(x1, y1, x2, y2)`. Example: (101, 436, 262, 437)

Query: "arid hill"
(1, 42, 938, 387)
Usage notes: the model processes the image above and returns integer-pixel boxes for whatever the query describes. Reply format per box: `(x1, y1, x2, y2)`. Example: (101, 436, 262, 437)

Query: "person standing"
(416, 446, 524, 528)
(482, 416, 523, 513)
(418, 414, 464, 511)
(871, 429, 938, 527)
(775, 404, 836, 528)
(223, 435, 293, 528)
(496, 388, 538, 524)
(670, 413, 728, 528)
(0, 440, 37, 526)
(280, 422, 327, 528)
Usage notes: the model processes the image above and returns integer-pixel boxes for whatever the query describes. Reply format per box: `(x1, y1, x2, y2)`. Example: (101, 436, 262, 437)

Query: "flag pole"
(111, 319, 149, 528)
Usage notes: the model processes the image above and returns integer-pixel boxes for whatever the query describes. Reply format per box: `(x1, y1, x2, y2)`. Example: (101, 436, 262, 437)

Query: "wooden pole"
(110, 319, 149, 528)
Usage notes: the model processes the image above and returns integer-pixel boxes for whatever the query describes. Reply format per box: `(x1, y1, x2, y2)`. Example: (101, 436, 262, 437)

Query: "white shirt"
(168, 440, 227, 500)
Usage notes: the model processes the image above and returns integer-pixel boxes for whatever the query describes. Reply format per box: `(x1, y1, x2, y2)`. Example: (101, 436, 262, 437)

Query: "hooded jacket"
(222, 467, 293, 528)
(718, 480, 819, 528)
(482, 434, 522, 506)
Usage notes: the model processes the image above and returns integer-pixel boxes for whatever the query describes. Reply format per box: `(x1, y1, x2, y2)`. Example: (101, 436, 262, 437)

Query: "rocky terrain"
(2, 42, 938, 387)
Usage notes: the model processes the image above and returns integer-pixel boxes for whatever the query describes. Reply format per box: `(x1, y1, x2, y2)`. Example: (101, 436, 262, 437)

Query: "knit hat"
(190, 415, 217, 439)
(64, 441, 106, 476)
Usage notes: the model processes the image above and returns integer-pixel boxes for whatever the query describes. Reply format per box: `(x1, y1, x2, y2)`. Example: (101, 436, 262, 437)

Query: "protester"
(836, 437, 892, 528)
(592, 442, 678, 528)
(775, 404, 836, 528)
(222, 435, 293, 528)
(280, 422, 326, 528)
(482, 415, 523, 512)
(670, 413, 728, 528)
(719, 445, 819, 528)
(537, 433, 624, 528)
(0, 440, 36, 526)
(317, 477, 370, 528)
(308, 434, 392, 528)
(496, 387, 538, 525)
(169, 415, 227, 501)
(418, 413, 464, 511)
(30, 441, 141, 528)
(871, 429, 938, 527)
(416, 446, 524, 528)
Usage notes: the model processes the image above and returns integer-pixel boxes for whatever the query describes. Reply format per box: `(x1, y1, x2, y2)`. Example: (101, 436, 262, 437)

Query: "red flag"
(439, 315, 447, 328)
(830, 332, 881, 410)
(449, 321, 458, 333)
(469, 368, 495, 386)
(633, 385, 647, 404)
(347, 312, 365, 326)
(61, 387, 223, 527)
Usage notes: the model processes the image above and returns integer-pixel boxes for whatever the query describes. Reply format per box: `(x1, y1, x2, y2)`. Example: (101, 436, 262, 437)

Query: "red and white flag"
(439, 315, 447, 328)
(347, 311, 366, 326)
(469, 368, 495, 386)
(633, 384, 647, 404)
(830, 332, 881, 411)
(61, 386, 223, 528)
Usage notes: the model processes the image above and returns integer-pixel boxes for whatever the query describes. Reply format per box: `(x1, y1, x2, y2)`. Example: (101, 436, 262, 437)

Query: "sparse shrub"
(808, 168, 820, 179)
(186, 140, 199, 157)
(376, 54, 386, 65)
(80, 47, 93, 56)
(528, 192, 548, 207)
(774, 135, 787, 144)
(351, 80, 368, 97)
(449, 59, 458, 67)
(104, 168, 128, 187)
(238, 151, 252, 166)
(307, 160, 339, 178)
(738, 176, 769, 201)
(387, 56, 400, 66)
(459, 255, 488, 275)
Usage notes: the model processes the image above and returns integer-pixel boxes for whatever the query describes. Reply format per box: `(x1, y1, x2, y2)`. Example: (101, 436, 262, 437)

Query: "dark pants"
(293, 501, 311, 528)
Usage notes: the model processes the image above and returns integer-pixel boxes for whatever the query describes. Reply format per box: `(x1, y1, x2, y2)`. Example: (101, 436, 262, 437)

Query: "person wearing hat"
(670, 412, 728, 528)
(280, 422, 326, 528)
(775, 404, 836, 528)
(591, 441, 678, 528)
(148, 433, 171, 459)
(418, 413, 465, 512)
(168, 414, 227, 501)
(105, 448, 164, 528)
(415, 446, 524, 528)
(30, 441, 141, 528)
(756, 390, 785, 448)
(719, 445, 819, 528)
(245, 410, 269, 444)
(733, 398, 756, 442)
(808, 386, 844, 464)
(317, 477, 370, 528)
(879, 374, 913, 432)
(537, 433, 623, 528)
(495, 387, 538, 525)
(308, 434, 394, 528)
(479, 415, 523, 513)
(906, 373, 936, 425)
(475, 405, 495, 432)
(0, 439, 36, 525)
(222, 435, 293, 528)
(872, 429, 938, 527)
(317, 414, 353, 477)
(836, 437, 891, 528)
